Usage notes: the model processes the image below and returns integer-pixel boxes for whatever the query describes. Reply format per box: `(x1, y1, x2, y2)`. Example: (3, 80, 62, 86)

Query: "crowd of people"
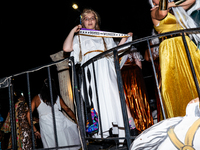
(0, 0, 200, 149)
(1, 80, 81, 150)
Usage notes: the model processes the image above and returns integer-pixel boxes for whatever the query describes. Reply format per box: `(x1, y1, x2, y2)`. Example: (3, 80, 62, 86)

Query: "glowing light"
(72, 4, 78, 10)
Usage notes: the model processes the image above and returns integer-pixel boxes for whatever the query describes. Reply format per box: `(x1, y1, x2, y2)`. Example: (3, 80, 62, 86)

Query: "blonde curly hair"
(81, 9, 101, 30)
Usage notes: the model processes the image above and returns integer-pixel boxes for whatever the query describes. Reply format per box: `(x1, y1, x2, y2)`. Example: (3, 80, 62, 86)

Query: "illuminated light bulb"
(72, 4, 78, 10)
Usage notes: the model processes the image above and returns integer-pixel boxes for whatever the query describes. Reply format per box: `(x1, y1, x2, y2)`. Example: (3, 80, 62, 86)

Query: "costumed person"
(130, 97, 200, 150)
(2, 91, 33, 149)
(0, 114, 4, 126)
(1, 112, 11, 149)
(144, 29, 161, 122)
(63, 8, 137, 144)
(27, 79, 80, 150)
(121, 46, 154, 132)
(149, 0, 200, 118)
(187, 0, 200, 26)
(187, 0, 200, 49)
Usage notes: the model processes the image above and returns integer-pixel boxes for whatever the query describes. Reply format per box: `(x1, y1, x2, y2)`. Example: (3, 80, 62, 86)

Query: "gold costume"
(154, 13, 200, 118)
(121, 61, 153, 132)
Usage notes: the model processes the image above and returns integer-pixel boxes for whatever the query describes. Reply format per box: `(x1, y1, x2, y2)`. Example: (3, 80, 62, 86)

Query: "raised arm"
(151, 0, 196, 23)
(173, 0, 196, 10)
(151, 0, 169, 21)
(63, 25, 82, 52)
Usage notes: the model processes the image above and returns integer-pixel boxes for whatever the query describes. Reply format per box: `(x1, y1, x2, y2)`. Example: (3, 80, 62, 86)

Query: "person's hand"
(168, 2, 176, 9)
(118, 32, 133, 46)
(150, 5, 159, 11)
(34, 131, 41, 139)
(128, 32, 133, 37)
(189, 97, 199, 104)
(123, 32, 133, 41)
(72, 25, 82, 33)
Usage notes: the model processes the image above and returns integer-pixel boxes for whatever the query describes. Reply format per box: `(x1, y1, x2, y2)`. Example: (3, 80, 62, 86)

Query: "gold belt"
(84, 50, 104, 56)
(160, 33, 187, 41)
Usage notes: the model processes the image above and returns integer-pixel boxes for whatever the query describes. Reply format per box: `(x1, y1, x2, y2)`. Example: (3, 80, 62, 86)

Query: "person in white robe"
(27, 79, 80, 150)
(63, 8, 136, 141)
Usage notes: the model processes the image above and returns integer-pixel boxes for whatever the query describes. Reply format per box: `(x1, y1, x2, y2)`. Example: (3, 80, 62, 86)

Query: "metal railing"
(0, 58, 82, 150)
(71, 27, 200, 150)
(0, 27, 200, 150)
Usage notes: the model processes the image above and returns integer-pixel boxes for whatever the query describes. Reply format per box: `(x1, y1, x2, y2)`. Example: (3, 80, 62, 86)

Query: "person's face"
(83, 13, 96, 30)
(152, 0, 159, 5)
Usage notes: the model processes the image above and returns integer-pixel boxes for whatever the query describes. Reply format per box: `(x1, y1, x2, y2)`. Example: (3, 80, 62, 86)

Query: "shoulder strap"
(168, 127, 184, 149)
(78, 34, 82, 62)
(185, 118, 200, 146)
(38, 94, 43, 103)
(167, 118, 200, 150)
(56, 96, 61, 110)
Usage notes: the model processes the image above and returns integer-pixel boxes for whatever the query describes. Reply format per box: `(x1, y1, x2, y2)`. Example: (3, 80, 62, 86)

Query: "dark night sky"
(0, 0, 155, 119)
(0, 0, 153, 78)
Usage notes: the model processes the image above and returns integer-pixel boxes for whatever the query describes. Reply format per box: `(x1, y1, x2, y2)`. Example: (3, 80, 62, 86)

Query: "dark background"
(0, 0, 155, 119)
(0, 0, 153, 77)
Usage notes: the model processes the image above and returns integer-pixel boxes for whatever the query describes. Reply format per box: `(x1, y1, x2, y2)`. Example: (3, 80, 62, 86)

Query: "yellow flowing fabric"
(155, 13, 200, 118)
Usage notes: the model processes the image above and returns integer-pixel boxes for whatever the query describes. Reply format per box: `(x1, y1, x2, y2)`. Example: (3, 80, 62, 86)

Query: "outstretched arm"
(63, 25, 82, 52)
(172, 0, 196, 10)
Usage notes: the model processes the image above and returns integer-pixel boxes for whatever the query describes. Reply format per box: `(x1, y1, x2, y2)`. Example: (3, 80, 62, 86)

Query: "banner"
(79, 28, 130, 38)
